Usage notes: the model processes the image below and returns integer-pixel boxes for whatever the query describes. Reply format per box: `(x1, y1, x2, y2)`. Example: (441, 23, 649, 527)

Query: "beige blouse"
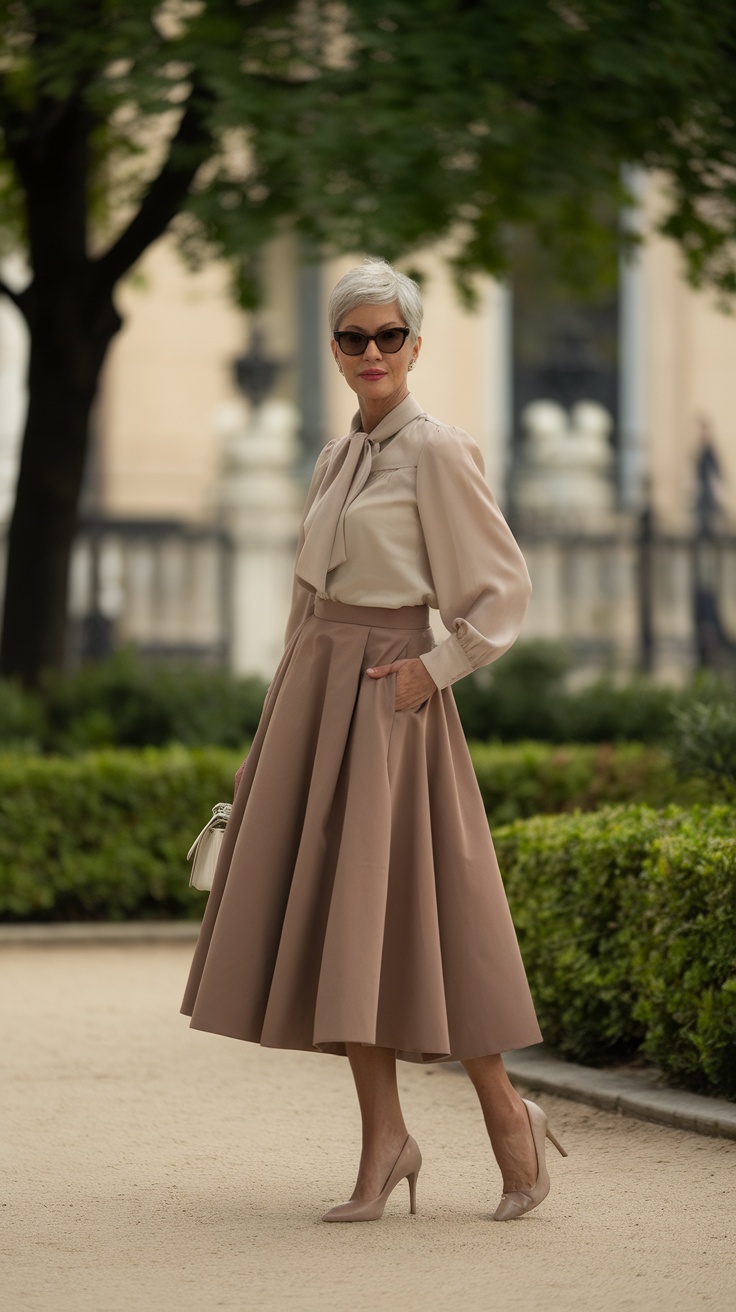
(284, 393, 532, 691)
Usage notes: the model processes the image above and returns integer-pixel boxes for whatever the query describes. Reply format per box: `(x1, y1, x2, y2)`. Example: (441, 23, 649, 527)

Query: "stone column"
(0, 261, 29, 526)
(619, 166, 648, 513)
(216, 396, 302, 679)
(0, 262, 28, 623)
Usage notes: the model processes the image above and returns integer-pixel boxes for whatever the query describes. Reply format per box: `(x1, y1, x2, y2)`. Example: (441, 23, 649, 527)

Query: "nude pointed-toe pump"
(322, 1134, 422, 1223)
(493, 1098, 567, 1221)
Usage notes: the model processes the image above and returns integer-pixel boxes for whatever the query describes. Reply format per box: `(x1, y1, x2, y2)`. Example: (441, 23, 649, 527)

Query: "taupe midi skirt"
(181, 598, 542, 1063)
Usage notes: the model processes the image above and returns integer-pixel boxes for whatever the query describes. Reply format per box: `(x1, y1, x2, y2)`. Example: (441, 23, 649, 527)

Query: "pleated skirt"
(180, 597, 542, 1063)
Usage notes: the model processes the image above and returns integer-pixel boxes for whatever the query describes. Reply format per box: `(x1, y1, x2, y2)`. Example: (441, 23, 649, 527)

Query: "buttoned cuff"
(419, 634, 475, 691)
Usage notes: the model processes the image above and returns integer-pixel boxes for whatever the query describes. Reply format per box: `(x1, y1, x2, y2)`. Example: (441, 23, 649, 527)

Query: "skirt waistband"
(314, 598, 430, 630)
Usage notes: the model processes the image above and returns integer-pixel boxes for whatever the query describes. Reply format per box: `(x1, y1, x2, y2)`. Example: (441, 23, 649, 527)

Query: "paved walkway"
(2, 943, 734, 1311)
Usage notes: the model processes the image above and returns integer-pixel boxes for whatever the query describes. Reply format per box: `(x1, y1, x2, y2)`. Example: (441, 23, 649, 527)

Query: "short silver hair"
(328, 257, 423, 340)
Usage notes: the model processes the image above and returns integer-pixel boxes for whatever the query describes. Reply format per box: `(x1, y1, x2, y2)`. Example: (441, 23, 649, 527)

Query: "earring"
(408, 360, 415, 371)
(337, 364, 344, 375)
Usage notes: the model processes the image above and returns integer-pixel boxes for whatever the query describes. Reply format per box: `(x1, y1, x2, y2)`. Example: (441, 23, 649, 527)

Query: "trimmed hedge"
(633, 820, 736, 1094)
(0, 741, 709, 922)
(0, 747, 240, 922)
(495, 804, 736, 1099)
(0, 747, 733, 1097)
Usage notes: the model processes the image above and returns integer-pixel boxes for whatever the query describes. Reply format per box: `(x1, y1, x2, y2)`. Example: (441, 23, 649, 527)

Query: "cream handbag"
(187, 803, 233, 892)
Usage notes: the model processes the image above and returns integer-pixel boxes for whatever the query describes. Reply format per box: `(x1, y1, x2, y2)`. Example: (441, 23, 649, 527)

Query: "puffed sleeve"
(415, 423, 532, 691)
(283, 440, 336, 648)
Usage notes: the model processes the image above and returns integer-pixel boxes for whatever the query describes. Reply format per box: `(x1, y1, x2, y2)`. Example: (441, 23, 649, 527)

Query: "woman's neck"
(358, 384, 409, 435)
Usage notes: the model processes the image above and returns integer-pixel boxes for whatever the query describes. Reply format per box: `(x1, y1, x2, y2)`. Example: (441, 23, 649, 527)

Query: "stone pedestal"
(515, 400, 617, 530)
(216, 397, 303, 679)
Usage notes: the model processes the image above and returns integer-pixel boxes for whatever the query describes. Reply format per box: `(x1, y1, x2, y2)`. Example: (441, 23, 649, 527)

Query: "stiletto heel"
(322, 1133, 422, 1223)
(493, 1099, 567, 1222)
(545, 1124, 568, 1158)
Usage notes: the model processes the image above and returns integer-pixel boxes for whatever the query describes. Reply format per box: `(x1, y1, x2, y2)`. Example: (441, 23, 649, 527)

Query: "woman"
(181, 257, 566, 1223)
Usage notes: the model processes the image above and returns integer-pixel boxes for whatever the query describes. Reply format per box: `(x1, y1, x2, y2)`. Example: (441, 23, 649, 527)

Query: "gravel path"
(2, 943, 734, 1311)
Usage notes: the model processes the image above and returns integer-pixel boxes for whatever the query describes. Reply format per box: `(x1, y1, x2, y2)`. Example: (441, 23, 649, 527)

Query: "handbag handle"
(187, 803, 233, 861)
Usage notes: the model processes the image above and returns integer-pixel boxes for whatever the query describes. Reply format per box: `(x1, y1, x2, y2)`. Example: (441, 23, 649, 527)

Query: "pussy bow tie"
(295, 431, 380, 594)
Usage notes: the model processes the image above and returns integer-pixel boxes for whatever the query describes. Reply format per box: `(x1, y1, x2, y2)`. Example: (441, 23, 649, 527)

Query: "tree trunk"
(0, 82, 211, 684)
(0, 299, 120, 684)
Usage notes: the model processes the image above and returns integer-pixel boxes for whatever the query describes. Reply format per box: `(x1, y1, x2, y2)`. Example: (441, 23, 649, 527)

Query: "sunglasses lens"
(339, 332, 368, 355)
(376, 329, 407, 352)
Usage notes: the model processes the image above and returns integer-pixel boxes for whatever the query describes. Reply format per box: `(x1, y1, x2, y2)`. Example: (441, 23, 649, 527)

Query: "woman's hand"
(365, 657, 437, 711)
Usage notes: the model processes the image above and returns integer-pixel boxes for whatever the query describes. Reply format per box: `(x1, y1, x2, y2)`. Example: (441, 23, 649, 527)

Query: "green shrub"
(495, 806, 663, 1064)
(633, 822, 736, 1097)
(469, 740, 713, 826)
(670, 683, 736, 799)
(562, 678, 680, 745)
(0, 643, 730, 757)
(37, 649, 267, 753)
(0, 736, 709, 924)
(452, 641, 683, 743)
(0, 746, 241, 921)
(453, 643, 736, 745)
(453, 642, 572, 740)
(0, 741, 733, 1098)
(0, 679, 44, 753)
(494, 804, 736, 1098)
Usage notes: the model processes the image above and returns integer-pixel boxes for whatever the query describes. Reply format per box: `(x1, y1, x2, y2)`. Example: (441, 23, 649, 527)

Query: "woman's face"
(330, 300, 421, 409)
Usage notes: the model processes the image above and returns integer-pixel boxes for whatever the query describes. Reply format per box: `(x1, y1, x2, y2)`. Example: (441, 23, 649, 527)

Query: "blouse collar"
(349, 392, 425, 449)
(295, 393, 425, 595)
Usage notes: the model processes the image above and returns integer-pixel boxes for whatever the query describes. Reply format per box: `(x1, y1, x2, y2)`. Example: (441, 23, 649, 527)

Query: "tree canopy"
(243, 0, 736, 298)
(1, 0, 735, 308)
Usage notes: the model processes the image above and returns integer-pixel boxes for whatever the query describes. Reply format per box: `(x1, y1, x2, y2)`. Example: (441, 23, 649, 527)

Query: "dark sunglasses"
(333, 327, 411, 356)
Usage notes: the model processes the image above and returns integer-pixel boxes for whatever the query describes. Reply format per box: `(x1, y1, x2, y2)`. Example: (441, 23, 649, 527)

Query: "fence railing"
(3, 516, 734, 679)
(67, 517, 233, 667)
(519, 527, 736, 678)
